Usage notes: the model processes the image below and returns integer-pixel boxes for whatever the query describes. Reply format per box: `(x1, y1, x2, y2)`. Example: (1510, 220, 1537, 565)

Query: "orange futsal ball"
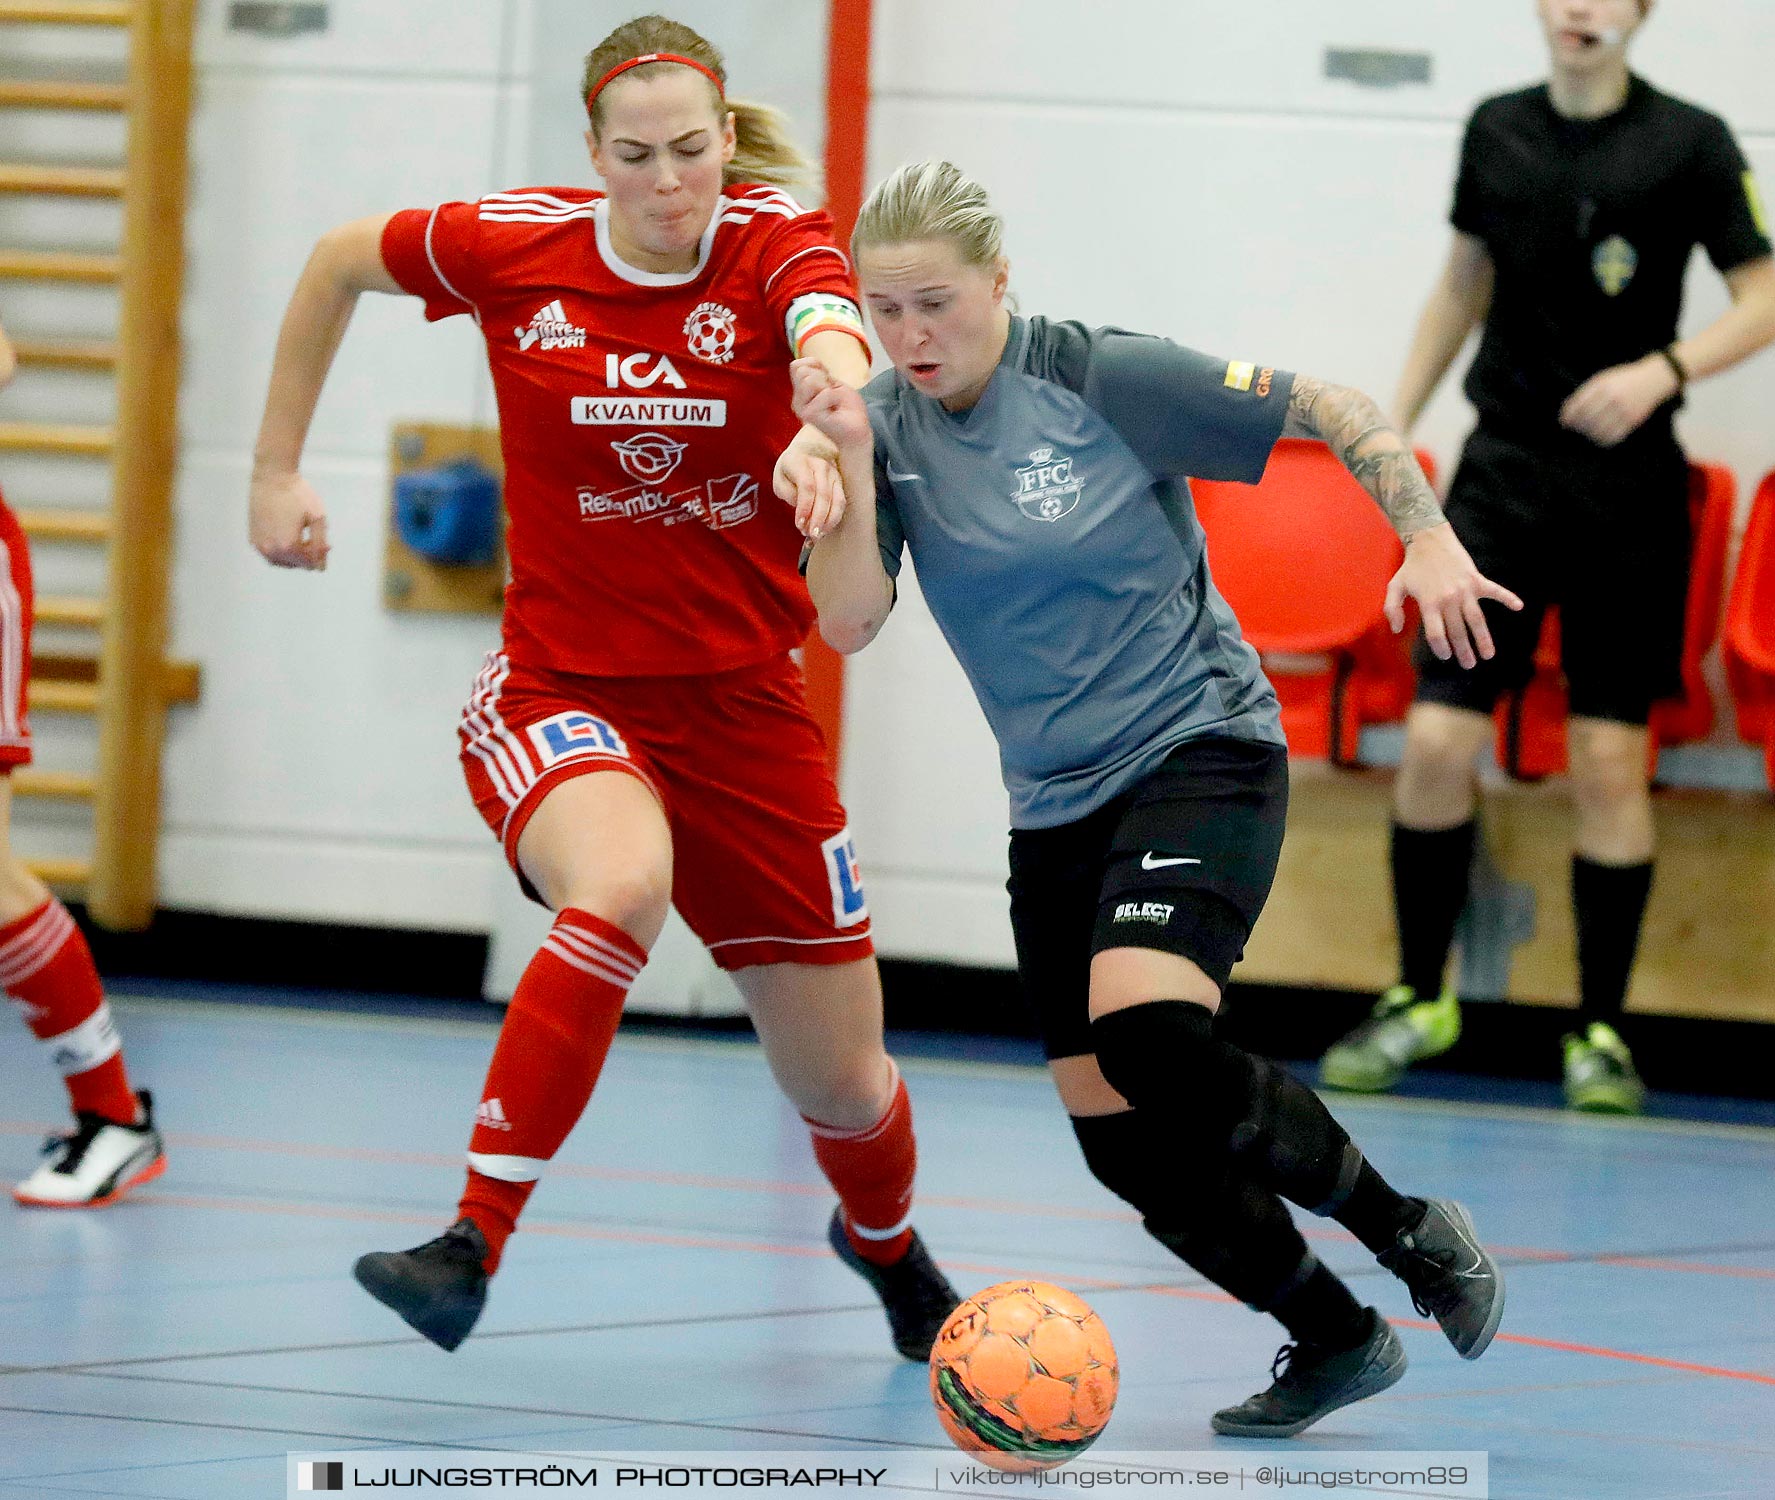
(928, 1280, 1119, 1472)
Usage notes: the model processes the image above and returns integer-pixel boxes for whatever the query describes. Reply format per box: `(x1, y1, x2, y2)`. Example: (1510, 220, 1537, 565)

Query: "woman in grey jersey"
(782, 160, 1521, 1439)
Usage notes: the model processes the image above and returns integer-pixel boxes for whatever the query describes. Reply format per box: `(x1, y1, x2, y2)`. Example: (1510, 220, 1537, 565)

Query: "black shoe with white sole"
(1211, 1308, 1407, 1438)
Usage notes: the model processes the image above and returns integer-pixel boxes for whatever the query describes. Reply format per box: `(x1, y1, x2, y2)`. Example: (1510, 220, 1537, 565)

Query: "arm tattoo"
(1286, 374, 1446, 539)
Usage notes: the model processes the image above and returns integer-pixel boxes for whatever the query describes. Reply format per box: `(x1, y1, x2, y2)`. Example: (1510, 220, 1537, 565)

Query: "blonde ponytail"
(726, 97, 819, 193)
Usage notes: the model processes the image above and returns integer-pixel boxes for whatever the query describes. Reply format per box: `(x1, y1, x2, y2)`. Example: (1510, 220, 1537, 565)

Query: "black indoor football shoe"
(1378, 1197, 1505, 1360)
(353, 1217, 490, 1352)
(1211, 1307, 1407, 1439)
(827, 1207, 961, 1361)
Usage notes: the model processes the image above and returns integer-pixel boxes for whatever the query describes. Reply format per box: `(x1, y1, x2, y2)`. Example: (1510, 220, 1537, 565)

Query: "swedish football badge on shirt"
(1013, 448, 1083, 522)
(1593, 235, 1638, 296)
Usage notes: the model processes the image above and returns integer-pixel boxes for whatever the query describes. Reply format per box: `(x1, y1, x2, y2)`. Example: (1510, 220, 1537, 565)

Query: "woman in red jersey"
(248, 15, 956, 1357)
(0, 317, 166, 1210)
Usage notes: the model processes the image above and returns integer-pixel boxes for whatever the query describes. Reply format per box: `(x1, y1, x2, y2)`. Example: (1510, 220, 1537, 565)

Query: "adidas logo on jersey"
(474, 1097, 513, 1132)
(516, 300, 586, 353)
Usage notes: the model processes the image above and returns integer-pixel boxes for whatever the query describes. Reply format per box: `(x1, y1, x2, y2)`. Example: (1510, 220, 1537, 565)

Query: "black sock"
(1140, 1170, 1365, 1347)
(1572, 856, 1654, 1028)
(1334, 1161, 1426, 1255)
(1269, 1259, 1372, 1350)
(1391, 819, 1476, 998)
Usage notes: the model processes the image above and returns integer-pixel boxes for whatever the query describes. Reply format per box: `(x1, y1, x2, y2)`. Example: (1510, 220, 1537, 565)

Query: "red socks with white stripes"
(1, 898, 138, 1125)
(458, 908, 921, 1277)
(459, 907, 647, 1271)
(805, 1062, 919, 1265)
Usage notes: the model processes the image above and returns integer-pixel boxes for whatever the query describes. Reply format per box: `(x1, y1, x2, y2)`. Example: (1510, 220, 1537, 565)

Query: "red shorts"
(0, 500, 34, 771)
(459, 650, 873, 971)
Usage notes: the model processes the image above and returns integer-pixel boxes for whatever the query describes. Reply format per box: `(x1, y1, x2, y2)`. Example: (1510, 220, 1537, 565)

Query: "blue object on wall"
(394, 458, 502, 566)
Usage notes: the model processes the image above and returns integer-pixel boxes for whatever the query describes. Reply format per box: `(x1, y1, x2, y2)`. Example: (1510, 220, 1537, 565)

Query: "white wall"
(845, 0, 1775, 967)
(6, 2, 1767, 959)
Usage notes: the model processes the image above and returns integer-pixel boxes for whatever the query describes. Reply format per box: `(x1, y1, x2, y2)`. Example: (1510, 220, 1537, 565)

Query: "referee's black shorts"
(1414, 422, 1691, 727)
(1006, 736, 1288, 1062)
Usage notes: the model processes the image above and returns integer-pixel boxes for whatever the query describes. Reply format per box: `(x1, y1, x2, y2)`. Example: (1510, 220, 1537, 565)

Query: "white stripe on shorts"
(461, 653, 536, 810)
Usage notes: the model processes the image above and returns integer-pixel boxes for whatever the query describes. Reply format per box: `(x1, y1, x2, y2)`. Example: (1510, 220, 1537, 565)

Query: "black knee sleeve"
(1090, 1000, 1362, 1214)
(1069, 1109, 1177, 1218)
(1070, 1111, 1314, 1313)
(1091, 998, 1220, 1113)
(1235, 1050, 1365, 1214)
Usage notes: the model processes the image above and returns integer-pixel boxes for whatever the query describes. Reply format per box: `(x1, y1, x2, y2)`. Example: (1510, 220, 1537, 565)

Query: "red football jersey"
(381, 185, 867, 677)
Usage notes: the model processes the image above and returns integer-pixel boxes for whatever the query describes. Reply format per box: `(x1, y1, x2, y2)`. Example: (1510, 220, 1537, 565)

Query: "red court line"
(133, 1192, 837, 1260)
(9, 1120, 1775, 1282)
(0, 1121, 1151, 1218)
(1596, 1255, 1775, 1280)
(126, 1191, 1173, 1289)
(126, 1190, 1775, 1388)
(1379, 1313, 1775, 1386)
(1476, 1329, 1775, 1387)
(1151, 1302, 1775, 1389)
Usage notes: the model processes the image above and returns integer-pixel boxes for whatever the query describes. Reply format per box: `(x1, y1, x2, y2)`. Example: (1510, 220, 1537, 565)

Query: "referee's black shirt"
(1453, 74, 1771, 440)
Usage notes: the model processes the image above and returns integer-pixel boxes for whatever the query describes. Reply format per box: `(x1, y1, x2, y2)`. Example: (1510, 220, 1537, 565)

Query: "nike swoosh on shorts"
(1141, 853, 1202, 870)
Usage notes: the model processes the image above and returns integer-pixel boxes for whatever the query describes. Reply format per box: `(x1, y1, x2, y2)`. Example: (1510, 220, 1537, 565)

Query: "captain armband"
(786, 293, 868, 356)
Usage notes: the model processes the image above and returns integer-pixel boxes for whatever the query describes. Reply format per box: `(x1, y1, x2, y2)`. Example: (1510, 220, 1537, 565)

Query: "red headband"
(586, 52, 725, 111)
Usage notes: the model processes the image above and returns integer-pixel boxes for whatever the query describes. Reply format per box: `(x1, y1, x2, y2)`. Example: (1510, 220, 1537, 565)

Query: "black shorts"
(1005, 737, 1289, 1062)
(1413, 423, 1691, 726)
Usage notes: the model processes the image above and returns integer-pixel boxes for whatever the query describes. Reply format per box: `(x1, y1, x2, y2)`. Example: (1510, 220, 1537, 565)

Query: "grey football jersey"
(866, 315, 1289, 828)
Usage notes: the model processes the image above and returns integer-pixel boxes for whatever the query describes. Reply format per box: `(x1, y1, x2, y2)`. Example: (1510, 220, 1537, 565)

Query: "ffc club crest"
(684, 301, 739, 364)
(1593, 235, 1638, 297)
(1013, 447, 1083, 522)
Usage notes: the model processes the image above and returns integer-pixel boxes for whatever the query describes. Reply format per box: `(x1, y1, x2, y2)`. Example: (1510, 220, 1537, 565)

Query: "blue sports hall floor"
(2, 992, 1772, 1499)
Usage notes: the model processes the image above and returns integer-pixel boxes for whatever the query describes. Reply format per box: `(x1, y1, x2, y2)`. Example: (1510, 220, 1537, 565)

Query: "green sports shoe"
(1563, 1021, 1645, 1114)
(1319, 985, 1461, 1093)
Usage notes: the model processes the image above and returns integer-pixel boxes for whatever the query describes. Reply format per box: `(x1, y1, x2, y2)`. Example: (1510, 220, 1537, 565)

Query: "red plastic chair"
(1494, 610, 1567, 780)
(1494, 460, 1735, 780)
(1724, 469, 1775, 790)
(1653, 460, 1735, 748)
(1193, 439, 1432, 763)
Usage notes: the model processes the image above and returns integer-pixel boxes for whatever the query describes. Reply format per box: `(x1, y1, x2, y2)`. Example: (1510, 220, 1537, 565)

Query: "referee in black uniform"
(1320, 0, 1775, 1111)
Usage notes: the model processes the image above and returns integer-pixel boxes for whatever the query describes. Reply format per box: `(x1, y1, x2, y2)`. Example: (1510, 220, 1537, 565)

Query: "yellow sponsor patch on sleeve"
(1745, 170, 1770, 239)
(1224, 360, 1256, 392)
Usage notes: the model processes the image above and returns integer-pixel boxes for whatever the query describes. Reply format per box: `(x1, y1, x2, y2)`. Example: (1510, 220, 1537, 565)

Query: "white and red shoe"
(13, 1089, 165, 1208)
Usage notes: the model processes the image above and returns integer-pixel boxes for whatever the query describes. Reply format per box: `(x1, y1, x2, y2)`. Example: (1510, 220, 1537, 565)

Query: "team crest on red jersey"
(684, 301, 739, 364)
